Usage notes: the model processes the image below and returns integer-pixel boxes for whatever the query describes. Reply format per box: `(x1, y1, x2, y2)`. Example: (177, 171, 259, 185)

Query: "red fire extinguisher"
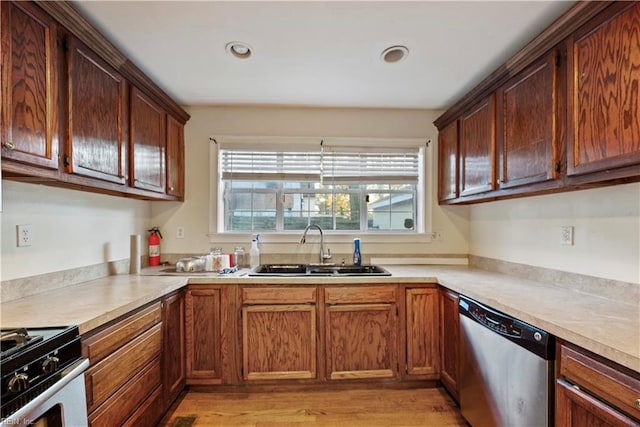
(148, 227, 163, 266)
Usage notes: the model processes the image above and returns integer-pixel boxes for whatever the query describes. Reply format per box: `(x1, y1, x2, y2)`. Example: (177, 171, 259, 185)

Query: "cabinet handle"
(636, 398, 640, 410)
(2, 141, 15, 150)
(169, 186, 175, 191)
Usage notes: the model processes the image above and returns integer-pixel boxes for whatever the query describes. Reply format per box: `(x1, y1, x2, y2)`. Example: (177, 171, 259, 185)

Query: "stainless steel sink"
(249, 264, 391, 276)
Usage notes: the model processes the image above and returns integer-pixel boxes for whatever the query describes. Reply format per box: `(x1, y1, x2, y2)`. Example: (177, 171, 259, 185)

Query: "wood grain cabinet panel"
(557, 344, 640, 425)
(438, 120, 459, 202)
(497, 51, 561, 189)
(166, 115, 184, 199)
(459, 95, 496, 197)
(439, 288, 459, 402)
(325, 299, 398, 381)
(130, 87, 166, 193)
(186, 287, 223, 383)
(1, 1, 59, 169)
(66, 36, 127, 184)
(405, 288, 439, 379)
(84, 323, 162, 412)
(568, 2, 640, 177)
(88, 359, 161, 427)
(242, 304, 317, 381)
(162, 290, 185, 407)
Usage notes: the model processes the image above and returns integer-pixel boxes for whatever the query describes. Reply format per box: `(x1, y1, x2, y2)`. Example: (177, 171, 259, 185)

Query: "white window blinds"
(220, 146, 421, 184)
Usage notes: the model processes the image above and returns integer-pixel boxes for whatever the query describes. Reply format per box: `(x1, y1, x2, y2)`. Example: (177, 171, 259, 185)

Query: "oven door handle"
(2, 359, 89, 425)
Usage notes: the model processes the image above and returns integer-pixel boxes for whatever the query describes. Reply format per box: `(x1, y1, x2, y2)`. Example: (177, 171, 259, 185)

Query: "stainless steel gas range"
(1, 326, 89, 426)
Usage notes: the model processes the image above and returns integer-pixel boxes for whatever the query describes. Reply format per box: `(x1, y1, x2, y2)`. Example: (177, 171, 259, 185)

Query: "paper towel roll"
(130, 234, 141, 274)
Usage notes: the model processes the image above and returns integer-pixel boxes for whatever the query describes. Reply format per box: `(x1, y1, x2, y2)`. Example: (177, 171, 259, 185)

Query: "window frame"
(209, 136, 436, 244)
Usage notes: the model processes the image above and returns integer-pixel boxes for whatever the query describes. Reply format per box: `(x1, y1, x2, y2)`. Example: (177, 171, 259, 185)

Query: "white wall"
(468, 182, 640, 283)
(1, 181, 151, 281)
(151, 106, 470, 258)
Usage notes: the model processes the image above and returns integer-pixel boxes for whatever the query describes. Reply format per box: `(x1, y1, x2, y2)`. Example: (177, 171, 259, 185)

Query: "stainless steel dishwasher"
(458, 295, 555, 427)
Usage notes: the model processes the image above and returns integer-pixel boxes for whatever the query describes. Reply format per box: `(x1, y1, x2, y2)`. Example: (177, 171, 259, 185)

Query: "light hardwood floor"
(159, 387, 467, 426)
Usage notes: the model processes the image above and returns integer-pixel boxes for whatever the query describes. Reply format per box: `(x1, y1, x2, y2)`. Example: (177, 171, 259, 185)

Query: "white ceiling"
(72, 1, 576, 110)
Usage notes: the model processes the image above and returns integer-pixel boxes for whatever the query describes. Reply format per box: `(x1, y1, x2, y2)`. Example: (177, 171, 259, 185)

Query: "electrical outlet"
(176, 226, 185, 239)
(560, 226, 574, 246)
(17, 224, 33, 247)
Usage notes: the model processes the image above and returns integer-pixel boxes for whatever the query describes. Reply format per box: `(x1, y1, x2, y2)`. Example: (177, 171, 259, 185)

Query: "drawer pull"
(2, 141, 15, 150)
(636, 398, 640, 410)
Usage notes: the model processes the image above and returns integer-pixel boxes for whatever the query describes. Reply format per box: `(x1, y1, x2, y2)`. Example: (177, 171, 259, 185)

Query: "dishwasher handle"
(459, 295, 555, 360)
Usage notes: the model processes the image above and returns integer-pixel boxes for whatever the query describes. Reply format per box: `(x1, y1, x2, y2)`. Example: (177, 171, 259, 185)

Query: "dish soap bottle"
(353, 238, 361, 266)
(250, 235, 260, 269)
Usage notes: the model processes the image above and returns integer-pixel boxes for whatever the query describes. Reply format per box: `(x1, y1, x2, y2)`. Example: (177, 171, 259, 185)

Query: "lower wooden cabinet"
(162, 290, 185, 406)
(82, 302, 164, 427)
(241, 286, 317, 381)
(185, 286, 223, 383)
(556, 343, 640, 426)
(325, 286, 398, 380)
(405, 288, 439, 379)
(439, 288, 459, 401)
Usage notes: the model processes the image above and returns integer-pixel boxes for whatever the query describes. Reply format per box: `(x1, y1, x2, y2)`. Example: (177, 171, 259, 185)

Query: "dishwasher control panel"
(459, 296, 555, 360)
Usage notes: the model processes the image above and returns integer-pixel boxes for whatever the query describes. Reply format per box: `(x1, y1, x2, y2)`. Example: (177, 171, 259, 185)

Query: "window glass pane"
(367, 192, 415, 231)
(225, 190, 277, 231)
(335, 193, 360, 230)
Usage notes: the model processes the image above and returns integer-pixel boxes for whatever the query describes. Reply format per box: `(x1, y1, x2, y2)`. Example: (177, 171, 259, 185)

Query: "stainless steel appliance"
(458, 296, 555, 427)
(1, 326, 89, 426)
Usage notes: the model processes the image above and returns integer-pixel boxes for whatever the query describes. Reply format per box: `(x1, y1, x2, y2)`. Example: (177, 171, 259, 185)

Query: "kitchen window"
(216, 138, 425, 234)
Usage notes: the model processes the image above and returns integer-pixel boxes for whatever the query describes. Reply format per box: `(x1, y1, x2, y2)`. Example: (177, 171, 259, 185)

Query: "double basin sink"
(248, 264, 391, 276)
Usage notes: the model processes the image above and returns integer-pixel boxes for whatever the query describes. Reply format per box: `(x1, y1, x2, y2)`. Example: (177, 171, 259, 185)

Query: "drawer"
(242, 286, 316, 304)
(559, 344, 640, 420)
(122, 385, 164, 427)
(85, 323, 162, 412)
(325, 286, 396, 304)
(88, 358, 161, 427)
(83, 302, 161, 364)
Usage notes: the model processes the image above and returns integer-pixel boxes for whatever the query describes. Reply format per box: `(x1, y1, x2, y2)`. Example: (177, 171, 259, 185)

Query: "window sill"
(207, 231, 439, 245)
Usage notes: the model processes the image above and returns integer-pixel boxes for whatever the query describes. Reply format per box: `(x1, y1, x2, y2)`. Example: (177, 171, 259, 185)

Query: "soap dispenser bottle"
(353, 238, 361, 266)
(250, 235, 260, 269)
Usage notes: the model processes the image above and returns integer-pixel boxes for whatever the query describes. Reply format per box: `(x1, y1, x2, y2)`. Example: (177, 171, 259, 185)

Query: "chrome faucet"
(300, 224, 332, 264)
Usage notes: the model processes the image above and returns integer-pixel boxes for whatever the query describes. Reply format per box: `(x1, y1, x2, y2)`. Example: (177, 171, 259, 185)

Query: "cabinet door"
(162, 290, 185, 407)
(497, 51, 560, 189)
(405, 288, 439, 379)
(568, 2, 640, 177)
(130, 87, 166, 193)
(325, 303, 398, 380)
(166, 115, 184, 199)
(556, 379, 637, 427)
(459, 95, 496, 197)
(1, 1, 59, 169)
(242, 304, 316, 381)
(439, 288, 459, 402)
(66, 37, 127, 184)
(438, 120, 459, 202)
(185, 288, 222, 382)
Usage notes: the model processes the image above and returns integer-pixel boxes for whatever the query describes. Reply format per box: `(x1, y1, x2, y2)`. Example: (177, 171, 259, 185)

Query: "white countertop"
(1, 265, 638, 373)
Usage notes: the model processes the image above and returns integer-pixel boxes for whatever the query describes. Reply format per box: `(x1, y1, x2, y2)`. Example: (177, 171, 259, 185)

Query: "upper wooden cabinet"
(166, 115, 184, 200)
(1, 1, 59, 169)
(434, 1, 639, 204)
(567, 2, 640, 179)
(437, 120, 458, 202)
(66, 36, 128, 185)
(1, 1, 189, 200)
(130, 87, 166, 193)
(459, 95, 496, 198)
(497, 50, 562, 190)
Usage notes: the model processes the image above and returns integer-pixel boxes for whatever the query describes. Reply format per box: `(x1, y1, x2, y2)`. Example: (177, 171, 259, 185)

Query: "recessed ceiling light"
(225, 41, 252, 59)
(381, 45, 409, 63)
